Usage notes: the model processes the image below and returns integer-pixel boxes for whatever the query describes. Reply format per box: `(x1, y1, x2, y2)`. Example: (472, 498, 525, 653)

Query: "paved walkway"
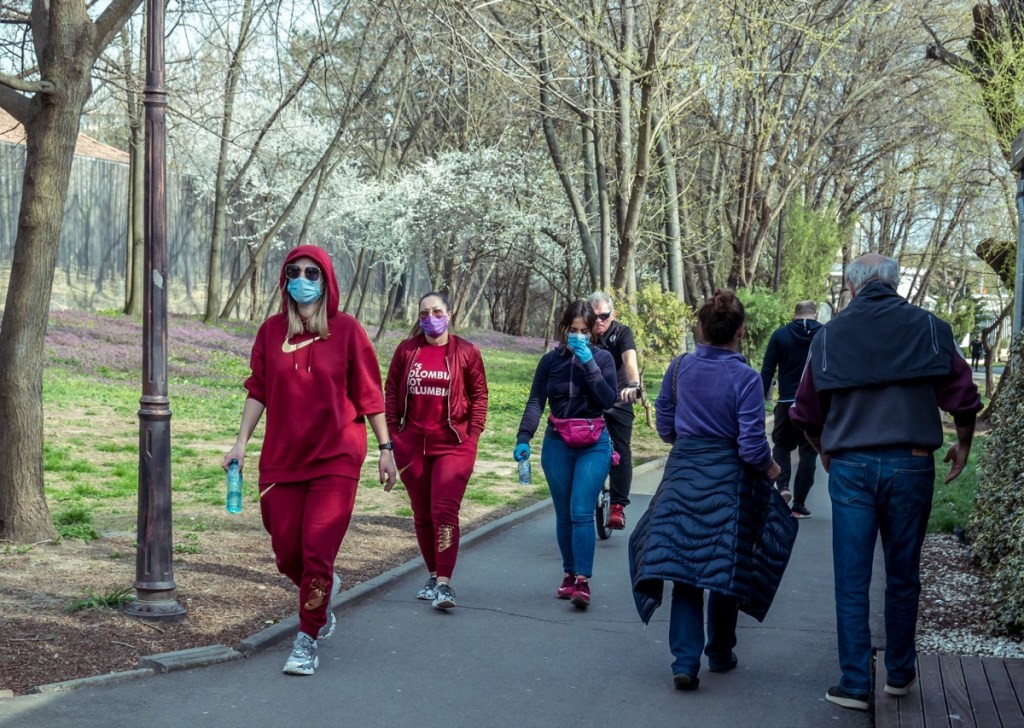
(0, 460, 878, 728)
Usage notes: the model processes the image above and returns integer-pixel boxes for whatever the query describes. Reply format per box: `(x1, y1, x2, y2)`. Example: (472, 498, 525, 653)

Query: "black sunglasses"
(595, 312, 612, 321)
(285, 264, 321, 282)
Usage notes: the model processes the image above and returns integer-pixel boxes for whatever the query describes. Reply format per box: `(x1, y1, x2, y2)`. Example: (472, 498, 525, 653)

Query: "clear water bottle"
(518, 458, 531, 485)
(226, 459, 243, 513)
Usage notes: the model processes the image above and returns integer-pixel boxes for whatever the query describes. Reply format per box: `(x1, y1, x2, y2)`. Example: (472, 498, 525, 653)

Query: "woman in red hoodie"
(384, 292, 488, 610)
(223, 245, 396, 676)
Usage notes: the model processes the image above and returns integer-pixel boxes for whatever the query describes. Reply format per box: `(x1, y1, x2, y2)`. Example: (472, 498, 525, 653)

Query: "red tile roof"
(0, 106, 129, 164)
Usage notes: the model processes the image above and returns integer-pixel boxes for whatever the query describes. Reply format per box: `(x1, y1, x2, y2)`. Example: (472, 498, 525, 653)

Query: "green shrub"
(970, 330, 1024, 634)
(613, 284, 694, 376)
(735, 286, 788, 368)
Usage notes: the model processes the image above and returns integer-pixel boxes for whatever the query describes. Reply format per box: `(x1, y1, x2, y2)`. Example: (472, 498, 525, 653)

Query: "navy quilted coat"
(629, 437, 798, 623)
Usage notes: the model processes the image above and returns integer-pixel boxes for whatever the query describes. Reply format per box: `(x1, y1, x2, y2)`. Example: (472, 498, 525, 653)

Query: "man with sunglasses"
(588, 291, 641, 530)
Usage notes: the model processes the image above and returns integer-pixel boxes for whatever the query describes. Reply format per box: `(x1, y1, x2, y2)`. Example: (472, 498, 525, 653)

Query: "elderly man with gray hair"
(790, 253, 980, 711)
(588, 291, 641, 530)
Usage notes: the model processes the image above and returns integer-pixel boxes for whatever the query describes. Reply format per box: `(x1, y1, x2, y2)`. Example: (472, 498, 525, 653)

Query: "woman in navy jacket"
(629, 290, 796, 691)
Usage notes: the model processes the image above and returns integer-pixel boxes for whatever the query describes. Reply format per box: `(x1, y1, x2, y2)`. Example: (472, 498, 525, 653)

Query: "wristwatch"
(379, 441, 393, 451)
(628, 381, 641, 390)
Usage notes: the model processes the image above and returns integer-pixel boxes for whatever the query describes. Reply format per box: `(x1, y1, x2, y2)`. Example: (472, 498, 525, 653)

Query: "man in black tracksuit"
(759, 301, 821, 518)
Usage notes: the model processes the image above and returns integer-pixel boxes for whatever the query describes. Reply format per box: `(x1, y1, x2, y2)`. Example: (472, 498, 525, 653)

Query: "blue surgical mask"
(287, 277, 322, 305)
(567, 333, 589, 348)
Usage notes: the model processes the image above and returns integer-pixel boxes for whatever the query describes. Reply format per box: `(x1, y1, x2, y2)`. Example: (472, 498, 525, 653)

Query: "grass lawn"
(35, 311, 670, 545)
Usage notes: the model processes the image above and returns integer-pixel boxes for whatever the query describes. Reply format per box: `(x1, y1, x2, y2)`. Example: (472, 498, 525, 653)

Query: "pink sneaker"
(570, 578, 591, 609)
(556, 574, 575, 599)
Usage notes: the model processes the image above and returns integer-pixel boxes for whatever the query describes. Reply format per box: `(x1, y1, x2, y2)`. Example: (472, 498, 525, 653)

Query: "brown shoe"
(607, 504, 626, 530)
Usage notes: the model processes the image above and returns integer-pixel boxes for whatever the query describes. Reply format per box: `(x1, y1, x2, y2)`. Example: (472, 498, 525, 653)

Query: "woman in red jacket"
(385, 292, 488, 610)
(223, 245, 396, 677)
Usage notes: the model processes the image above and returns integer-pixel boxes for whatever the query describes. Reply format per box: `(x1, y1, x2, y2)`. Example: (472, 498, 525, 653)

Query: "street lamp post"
(1012, 128, 1024, 339)
(124, 0, 185, 622)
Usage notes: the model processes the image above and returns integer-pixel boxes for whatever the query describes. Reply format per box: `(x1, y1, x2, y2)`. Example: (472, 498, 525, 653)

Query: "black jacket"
(760, 318, 821, 401)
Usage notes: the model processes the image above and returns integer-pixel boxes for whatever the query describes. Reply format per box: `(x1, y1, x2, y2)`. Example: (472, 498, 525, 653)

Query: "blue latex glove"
(514, 443, 531, 461)
(567, 335, 593, 363)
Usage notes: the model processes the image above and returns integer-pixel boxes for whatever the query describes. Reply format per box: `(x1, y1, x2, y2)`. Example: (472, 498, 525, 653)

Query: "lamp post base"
(124, 593, 186, 622)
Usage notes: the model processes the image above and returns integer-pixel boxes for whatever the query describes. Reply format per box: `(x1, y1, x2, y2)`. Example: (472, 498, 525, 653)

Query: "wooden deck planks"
(960, 657, 1002, 728)
(874, 655, 1024, 728)
(938, 654, 976, 727)
(919, 654, 951, 726)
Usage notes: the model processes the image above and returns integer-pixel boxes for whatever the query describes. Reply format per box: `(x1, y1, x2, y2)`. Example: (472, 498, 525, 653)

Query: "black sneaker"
(777, 488, 793, 505)
(791, 503, 812, 519)
(884, 676, 917, 696)
(673, 673, 700, 691)
(708, 651, 738, 673)
(825, 686, 869, 711)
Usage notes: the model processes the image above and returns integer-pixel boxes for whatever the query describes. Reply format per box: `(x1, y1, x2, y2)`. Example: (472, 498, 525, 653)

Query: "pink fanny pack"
(548, 415, 605, 447)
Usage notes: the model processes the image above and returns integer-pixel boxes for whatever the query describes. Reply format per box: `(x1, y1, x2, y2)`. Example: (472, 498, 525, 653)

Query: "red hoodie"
(243, 245, 385, 484)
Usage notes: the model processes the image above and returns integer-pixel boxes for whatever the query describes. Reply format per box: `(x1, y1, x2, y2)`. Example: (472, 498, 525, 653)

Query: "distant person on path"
(630, 290, 796, 692)
(759, 300, 821, 518)
(515, 300, 617, 609)
(970, 335, 983, 372)
(222, 244, 397, 677)
(588, 291, 641, 530)
(790, 254, 981, 711)
(384, 292, 488, 610)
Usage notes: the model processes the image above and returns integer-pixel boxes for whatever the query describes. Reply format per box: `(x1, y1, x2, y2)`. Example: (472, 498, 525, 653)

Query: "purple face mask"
(420, 314, 449, 337)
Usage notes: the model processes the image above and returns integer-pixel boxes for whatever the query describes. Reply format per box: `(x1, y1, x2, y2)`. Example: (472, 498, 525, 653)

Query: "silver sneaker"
(317, 611, 336, 640)
(417, 575, 438, 601)
(283, 633, 318, 675)
(432, 582, 456, 610)
(316, 572, 341, 640)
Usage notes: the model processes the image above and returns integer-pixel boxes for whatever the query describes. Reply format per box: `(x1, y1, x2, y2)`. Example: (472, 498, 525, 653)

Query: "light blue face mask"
(567, 332, 589, 347)
(287, 277, 322, 305)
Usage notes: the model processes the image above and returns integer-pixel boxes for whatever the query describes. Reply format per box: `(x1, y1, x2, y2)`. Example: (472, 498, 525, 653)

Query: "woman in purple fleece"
(630, 290, 785, 692)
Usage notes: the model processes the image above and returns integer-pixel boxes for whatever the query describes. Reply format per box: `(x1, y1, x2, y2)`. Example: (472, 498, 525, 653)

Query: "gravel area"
(917, 533, 1024, 658)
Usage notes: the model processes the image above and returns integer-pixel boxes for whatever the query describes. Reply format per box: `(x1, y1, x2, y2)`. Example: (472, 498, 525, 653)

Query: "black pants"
(771, 402, 818, 507)
(604, 405, 634, 506)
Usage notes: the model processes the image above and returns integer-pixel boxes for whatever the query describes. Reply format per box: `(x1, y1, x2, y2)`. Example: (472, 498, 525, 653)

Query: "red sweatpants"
(259, 475, 358, 639)
(394, 429, 478, 580)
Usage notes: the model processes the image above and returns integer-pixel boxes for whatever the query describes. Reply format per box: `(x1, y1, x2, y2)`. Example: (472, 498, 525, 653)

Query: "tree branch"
(921, 17, 993, 81)
(0, 72, 53, 95)
(93, 0, 144, 54)
(0, 84, 33, 123)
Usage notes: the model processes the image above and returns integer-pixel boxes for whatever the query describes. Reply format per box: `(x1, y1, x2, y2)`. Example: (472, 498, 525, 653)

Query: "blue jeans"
(540, 431, 612, 578)
(668, 583, 739, 677)
(829, 449, 934, 696)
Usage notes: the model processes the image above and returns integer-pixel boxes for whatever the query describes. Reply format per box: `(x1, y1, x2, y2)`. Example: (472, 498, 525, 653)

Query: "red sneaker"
(607, 504, 626, 530)
(570, 578, 591, 609)
(556, 574, 575, 599)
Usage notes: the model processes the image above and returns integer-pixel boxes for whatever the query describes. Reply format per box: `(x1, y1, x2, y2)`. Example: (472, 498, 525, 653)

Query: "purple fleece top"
(654, 344, 773, 471)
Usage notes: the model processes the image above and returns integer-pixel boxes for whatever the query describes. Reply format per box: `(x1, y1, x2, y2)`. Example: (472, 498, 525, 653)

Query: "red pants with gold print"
(394, 429, 478, 580)
(259, 475, 358, 638)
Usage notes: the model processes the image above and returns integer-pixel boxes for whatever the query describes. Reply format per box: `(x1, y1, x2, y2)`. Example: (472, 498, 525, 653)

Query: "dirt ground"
(0, 504, 530, 696)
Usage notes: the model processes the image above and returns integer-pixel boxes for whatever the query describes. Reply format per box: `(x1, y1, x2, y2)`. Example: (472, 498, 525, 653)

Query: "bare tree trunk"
(655, 115, 683, 298)
(123, 23, 145, 316)
(204, 0, 257, 322)
(0, 15, 105, 542)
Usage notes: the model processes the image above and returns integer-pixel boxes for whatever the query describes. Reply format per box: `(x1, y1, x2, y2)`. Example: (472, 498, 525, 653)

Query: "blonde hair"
(285, 294, 330, 339)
